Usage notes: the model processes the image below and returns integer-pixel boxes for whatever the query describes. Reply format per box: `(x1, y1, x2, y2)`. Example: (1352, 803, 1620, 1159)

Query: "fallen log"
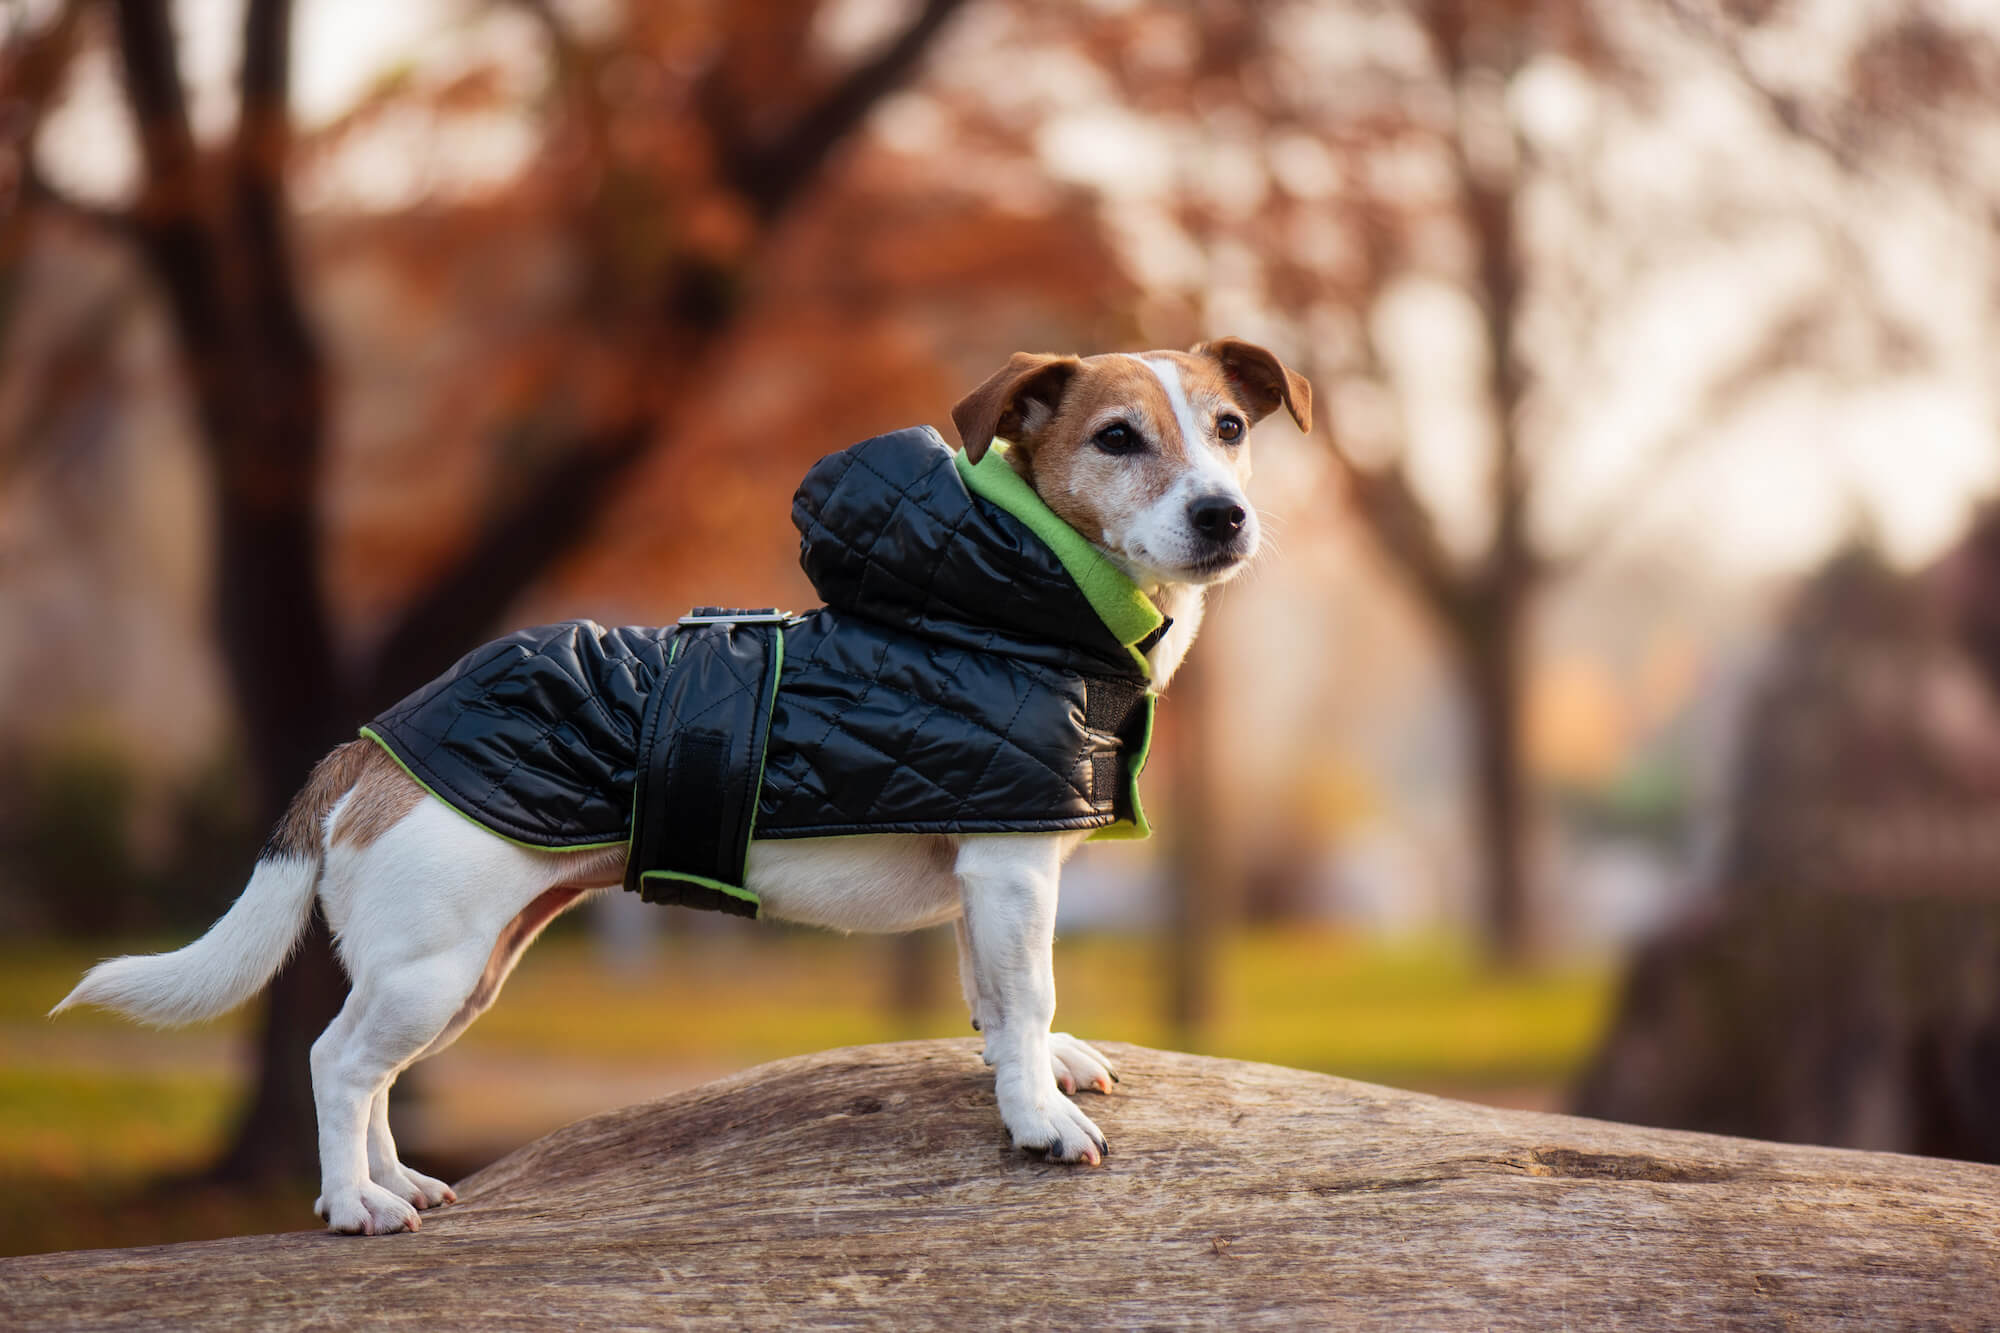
(5, 1040, 1998, 1329)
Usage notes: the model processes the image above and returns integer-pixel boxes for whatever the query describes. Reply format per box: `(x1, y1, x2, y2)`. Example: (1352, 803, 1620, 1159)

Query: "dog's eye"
(1093, 422, 1143, 455)
(1216, 414, 1245, 443)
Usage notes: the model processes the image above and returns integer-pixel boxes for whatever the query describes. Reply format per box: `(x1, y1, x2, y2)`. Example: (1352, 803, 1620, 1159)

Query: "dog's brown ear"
(1193, 338, 1312, 434)
(951, 353, 1082, 461)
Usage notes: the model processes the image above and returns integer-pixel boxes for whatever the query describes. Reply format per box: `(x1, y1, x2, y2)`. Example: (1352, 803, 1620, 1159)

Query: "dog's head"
(951, 339, 1311, 589)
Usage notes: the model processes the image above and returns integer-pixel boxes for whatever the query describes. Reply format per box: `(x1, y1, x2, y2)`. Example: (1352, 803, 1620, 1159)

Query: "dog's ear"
(1192, 338, 1312, 434)
(951, 353, 1082, 461)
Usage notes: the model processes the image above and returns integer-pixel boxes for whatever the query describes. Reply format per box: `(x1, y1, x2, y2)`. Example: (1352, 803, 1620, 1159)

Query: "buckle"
(677, 607, 791, 626)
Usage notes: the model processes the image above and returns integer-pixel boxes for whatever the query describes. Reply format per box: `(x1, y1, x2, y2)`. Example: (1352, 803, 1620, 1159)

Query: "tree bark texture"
(5, 1041, 1997, 1329)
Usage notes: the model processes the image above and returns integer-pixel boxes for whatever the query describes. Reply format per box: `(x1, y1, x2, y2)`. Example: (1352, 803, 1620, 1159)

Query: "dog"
(54, 339, 1310, 1235)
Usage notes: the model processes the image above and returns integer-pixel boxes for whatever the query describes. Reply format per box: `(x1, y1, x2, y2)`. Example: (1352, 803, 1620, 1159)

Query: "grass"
(448, 927, 1612, 1085)
(0, 927, 1616, 1256)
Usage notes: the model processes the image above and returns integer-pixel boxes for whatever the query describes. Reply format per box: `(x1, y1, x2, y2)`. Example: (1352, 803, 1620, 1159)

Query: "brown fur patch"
(262, 740, 422, 861)
(1007, 351, 1254, 546)
(264, 741, 374, 860)
(328, 744, 426, 852)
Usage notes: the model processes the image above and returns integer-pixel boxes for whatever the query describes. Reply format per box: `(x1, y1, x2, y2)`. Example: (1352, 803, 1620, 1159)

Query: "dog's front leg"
(956, 836, 1107, 1165)
(953, 915, 992, 1054)
(955, 910, 1116, 1095)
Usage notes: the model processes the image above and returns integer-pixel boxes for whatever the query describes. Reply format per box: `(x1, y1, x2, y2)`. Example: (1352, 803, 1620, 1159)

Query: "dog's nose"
(1189, 495, 1247, 541)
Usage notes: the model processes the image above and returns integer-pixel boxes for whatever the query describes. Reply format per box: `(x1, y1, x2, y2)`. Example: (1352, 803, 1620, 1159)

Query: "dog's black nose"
(1189, 495, 1247, 541)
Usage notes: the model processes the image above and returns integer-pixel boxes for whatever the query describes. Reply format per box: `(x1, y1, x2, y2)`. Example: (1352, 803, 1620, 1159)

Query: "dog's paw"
(373, 1162, 457, 1210)
(319, 1182, 422, 1236)
(1048, 1032, 1117, 1095)
(1000, 1086, 1109, 1166)
(399, 1166, 457, 1210)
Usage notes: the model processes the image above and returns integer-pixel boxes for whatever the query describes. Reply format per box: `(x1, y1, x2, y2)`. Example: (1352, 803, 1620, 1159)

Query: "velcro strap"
(1082, 675, 1148, 813)
(625, 618, 784, 916)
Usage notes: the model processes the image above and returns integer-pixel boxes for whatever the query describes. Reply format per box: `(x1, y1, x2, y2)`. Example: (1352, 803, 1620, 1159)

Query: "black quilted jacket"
(362, 427, 1163, 915)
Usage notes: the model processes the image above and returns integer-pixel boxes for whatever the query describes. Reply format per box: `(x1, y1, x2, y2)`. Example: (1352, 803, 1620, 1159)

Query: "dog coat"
(361, 427, 1163, 917)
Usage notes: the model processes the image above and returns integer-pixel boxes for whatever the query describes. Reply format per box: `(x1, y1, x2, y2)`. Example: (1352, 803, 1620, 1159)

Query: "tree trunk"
(1163, 649, 1221, 1038)
(6, 1041, 1998, 1328)
(1459, 590, 1533, 965)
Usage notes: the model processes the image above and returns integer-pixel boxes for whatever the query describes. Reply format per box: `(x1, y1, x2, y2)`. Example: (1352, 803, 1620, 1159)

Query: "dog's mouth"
(1182, 548, 1246, 577)
(1181, 549, 1254, 585)
(1112, 544, 1253, 590)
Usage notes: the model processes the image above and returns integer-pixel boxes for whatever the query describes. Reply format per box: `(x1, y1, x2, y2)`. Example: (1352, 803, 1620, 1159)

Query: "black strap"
(1081, 674, 1149, 817)
(625, 617, 783, 916)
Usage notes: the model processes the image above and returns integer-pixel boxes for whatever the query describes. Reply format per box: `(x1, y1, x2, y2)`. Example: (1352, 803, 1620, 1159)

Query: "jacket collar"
(792, 428, 1162, 681)
(954, 441, 1165, 673)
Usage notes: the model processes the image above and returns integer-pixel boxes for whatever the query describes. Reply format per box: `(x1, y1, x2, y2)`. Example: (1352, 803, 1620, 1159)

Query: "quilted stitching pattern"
(368, 621, 672, 847)
(366, 428, 1151, 851)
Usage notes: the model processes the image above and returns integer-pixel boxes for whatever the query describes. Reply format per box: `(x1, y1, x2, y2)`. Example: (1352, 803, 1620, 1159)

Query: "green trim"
(956, 442, 1164, 669)
(744, 625, 784, 850)
(1086, 691, 1156, 842)
(359, 727, 628, 852)
(637, 868, 761, 909)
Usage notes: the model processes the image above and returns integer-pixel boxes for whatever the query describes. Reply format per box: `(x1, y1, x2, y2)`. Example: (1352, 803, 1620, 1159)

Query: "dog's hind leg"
(310, 799, 616, 1235)
(364, 1080, 454, 1211)
(310, 939, 491, 1235)
(409, 879, 605, 1065)
(357, 875, 607, 1211)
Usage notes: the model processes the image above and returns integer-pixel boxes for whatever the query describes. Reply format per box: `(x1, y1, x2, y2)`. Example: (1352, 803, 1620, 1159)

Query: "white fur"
(52, 358, 1275, 1234)
(1098, 356, 1258, 586)
(51, 852, 319, 1027)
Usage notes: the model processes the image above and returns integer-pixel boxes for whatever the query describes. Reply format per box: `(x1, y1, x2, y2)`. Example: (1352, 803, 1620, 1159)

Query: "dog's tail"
(51, 742, 368, 1027)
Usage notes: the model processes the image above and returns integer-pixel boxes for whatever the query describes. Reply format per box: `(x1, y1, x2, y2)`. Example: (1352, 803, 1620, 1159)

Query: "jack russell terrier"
(55, 339, 1311, 1235)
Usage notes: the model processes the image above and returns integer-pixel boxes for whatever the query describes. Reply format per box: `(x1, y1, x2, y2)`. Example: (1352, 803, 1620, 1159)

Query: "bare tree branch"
(107, 0, 247, 465)
(1324, 442, 1472, 623)
(231, 0, 321, 494)
(358, 418, 656, 711)
(1552, 295, 1830, 574)
(355, 0, 981, 702)
(110, 0, 199, 196)
(723, 0, 969, 222)
(1660, 0, 2000, 232)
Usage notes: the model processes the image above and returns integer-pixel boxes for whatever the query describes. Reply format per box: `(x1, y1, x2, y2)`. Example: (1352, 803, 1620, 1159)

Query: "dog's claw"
(1003, 1078, 1109, 1167)
(1048, 1032, 1116, 1097)
(322, 1182, 423, 1236)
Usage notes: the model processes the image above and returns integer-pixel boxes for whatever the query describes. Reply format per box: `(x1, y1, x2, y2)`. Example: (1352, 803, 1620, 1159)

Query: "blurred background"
(4, 0, 2000, 1256)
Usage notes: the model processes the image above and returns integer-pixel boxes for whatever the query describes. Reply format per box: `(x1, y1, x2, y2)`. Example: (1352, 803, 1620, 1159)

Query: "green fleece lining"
(360, 727, 628, 852)
(956, 442, 1164, 669)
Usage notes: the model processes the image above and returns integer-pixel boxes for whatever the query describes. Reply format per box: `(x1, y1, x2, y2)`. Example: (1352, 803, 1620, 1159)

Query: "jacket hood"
(792, 427, 1163, 680)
